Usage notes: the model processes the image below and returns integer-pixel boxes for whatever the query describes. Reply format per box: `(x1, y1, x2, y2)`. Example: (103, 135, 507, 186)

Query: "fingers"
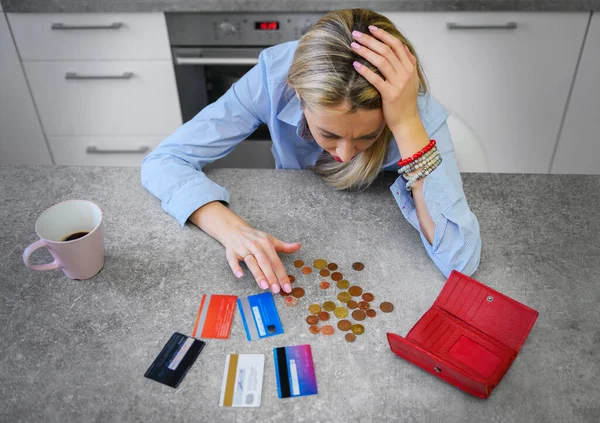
(262, 246, 293, 294)
(271, 238, 302, 254)
(365, 26, 414, 74)
(352, 61, 387, 93)
(226, 250, 245, 279)
(351, 29, 405, 80)
(243, 254, 271, 291)
(249, 244, 291, 294)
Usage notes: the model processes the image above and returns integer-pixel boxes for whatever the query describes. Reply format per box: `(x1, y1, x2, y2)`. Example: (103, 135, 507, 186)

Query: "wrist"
(190, 201, 249, 245)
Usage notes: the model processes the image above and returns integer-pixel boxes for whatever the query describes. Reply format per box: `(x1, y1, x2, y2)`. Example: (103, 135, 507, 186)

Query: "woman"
(141, 9, 481, 294)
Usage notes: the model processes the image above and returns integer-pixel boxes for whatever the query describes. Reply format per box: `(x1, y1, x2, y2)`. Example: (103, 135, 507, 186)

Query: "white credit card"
(219, 354, 265, 407)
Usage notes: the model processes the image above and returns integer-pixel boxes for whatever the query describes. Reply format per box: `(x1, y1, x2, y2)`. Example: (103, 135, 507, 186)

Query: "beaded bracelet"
(401, 155, 441, 181)
(405, 157, 442, 190)
(399, 148, 440, 174)
(397, 140, 436, 168)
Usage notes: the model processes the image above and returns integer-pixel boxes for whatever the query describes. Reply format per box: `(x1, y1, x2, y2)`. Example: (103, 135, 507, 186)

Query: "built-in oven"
(166, 13, 324, 168)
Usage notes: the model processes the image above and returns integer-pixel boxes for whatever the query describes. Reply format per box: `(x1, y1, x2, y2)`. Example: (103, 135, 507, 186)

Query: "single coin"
(334, 307, 349, 319)
(280, 289, 290, 297)
(318, 311, 330, 321)
(306, 315, 319, 325)
(291, 287, 305, 298)
(309, 325, 320, 334)
(323, 301, 336, 312)
(345, 333, 357, 343)
(352, 262, 365, 271)
(327, 263, 338, 271)
(380, 302, 394, 313)
(301, 266, 312, 275)
(284, 296, 298, 307)
(351, 324, 365, 335)
(293, 260, 304, 268)
(308, 304, 321, 314)
(366, 309, 377, 318)
(347, 300, 358, 310)
(358, 301, 371, 310)
(337, 292, 351, 303)
(337, 319, 352, 331)
(348, 286, 363, 297)
(331, 272, 343, 281)
(313, 259, 328, 269)
(319, 269, 330, 277)
(352, 310, 366, 321)
(336, 280, 350, 289)
(321, 325, 335, 336)
(362, 293, 375, 302)
(320, 281, 331, 289)
(288, 275, 295, 283)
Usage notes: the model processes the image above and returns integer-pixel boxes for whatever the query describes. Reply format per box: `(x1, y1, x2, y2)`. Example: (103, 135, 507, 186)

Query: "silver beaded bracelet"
(398, 147, 439, 174)
(405, 157, 443, 190)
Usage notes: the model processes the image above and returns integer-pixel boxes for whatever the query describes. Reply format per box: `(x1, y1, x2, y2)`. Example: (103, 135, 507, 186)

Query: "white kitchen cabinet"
(0, 12, 52, 165)
(382, 12, 589, 173)
(551, 13, 600, 174)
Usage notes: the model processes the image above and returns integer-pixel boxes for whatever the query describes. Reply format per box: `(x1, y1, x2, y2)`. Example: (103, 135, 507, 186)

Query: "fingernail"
(368, 25, 378, 31)
(351, 42, 361, 50)
(236, 271, 243, 278)
(352, 30, 363, 37)
(284, 283, 292, 293)
(260, 280, 268, 289)
(353, 61, 361, 69)
(271, 284, 280, 294)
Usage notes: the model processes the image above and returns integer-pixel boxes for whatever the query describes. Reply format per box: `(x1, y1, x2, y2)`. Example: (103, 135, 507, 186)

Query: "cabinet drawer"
(8, 13, 171, 61)
(48, 135, 165, 166)
(24, 61, 182, 136)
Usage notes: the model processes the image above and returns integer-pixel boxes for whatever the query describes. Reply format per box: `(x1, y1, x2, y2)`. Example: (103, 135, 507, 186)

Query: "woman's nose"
(337, 144, 356, 162)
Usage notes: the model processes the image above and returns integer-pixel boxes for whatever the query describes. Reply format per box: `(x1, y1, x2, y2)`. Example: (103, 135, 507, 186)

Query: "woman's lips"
(332, 155, 356, 163)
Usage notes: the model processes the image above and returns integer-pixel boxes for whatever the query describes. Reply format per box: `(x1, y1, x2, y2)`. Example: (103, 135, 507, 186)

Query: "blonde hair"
(287, 8, 429, 190)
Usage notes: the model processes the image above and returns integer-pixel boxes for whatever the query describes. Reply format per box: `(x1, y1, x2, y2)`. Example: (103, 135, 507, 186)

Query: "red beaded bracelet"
(397, 140, 436, 167)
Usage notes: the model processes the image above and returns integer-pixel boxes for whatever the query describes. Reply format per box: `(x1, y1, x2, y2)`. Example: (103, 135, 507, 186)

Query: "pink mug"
(23, 200, 104, 280)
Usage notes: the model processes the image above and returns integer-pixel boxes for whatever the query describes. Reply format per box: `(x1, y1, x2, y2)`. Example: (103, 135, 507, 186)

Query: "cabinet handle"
(65, 72, 134, 80)
(51, 22, 123, 30)
(86, 146, 149, 155)
(174, 56, 259, 66)
(446, 22, 518, 30)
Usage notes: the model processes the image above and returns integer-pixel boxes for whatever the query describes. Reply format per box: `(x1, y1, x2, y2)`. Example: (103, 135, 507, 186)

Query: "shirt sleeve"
(141, 52, 271, 227)
(390, 120, 481, 277)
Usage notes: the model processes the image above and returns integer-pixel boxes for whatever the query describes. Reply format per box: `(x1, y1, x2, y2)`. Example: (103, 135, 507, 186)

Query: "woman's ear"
(295, 89, 305, 108)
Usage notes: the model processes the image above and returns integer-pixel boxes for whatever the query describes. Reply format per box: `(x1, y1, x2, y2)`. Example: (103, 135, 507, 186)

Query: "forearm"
(189, 201, 248, 246)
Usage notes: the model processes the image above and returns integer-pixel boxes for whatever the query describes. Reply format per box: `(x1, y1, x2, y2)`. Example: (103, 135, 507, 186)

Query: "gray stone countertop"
(0, 165, 599, 422)
(1, 0, 599, 13)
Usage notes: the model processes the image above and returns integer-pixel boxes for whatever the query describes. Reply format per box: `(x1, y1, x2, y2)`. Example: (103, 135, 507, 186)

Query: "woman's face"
(302, 100, 385, 163)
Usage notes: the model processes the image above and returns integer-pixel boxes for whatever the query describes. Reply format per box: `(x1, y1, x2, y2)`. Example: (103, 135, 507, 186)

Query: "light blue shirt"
(141, 40, 481, 277)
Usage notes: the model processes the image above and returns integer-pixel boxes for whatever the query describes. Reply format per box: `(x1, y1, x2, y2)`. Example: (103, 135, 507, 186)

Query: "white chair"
(446, 112, 489, 172)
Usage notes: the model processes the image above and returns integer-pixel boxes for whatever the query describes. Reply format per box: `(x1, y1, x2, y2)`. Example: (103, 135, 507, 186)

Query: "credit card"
(144, 332, 205, 388)
(273, 344, 318, 398)
(238, 292, 284, 341)
(192, 294, 237, 339)
(219, 354, 265, 407)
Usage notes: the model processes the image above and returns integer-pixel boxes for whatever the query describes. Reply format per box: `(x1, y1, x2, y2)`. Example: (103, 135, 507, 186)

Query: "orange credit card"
(192, 294, 238, 339)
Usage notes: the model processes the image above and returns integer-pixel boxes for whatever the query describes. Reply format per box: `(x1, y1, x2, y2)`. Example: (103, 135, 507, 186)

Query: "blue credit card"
(237, 292, 284, 341)
(273, 344, 318, 398)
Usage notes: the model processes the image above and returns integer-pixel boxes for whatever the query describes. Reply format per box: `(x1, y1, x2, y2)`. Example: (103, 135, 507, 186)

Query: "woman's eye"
(321, 134, 338, 140)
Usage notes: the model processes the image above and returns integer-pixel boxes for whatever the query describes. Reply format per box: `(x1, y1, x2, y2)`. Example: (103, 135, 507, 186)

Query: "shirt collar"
(276, 92, 315, 141)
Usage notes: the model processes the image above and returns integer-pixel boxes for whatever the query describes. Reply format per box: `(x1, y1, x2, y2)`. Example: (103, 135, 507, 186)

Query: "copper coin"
(321, 325, 335, 336)
(313, 259, 327, 269)
(347, 300, 358, 310)
(348, 286, 363, 297)
(358, 301, 371, 310)
(366, 309, 377, 318)
(327, 263, 338, 271)
(336, 279, 350, 289)
(352, 262, 365, 271)
(301, 266, 312, 275)
(337, 319, 352, 331)
(362, 293, 374, 302)
(318, 311, 330, 321)
(306, 315, 319, 325)
(380, 302, 394, 313)
(345, 333, 357, 343)
(284, 296, 298, 307)
(308, 304, 321, 314)
(288, 275, 295, 283)
(320, 281, 331, 289)
(352, 310, 366, 321)
(351, 324, 365, 335)
(334, 307, 349, 319)
(291, 287, 305, 298)
(319, 269, 330, 277)
(323, 301, 336, 312)
(331, 272, 343, 281)
(337, 292, 351, 303)
(309, 325, 320, 334)
(280, 289, 290, 297)
(293, 260, 304, 268)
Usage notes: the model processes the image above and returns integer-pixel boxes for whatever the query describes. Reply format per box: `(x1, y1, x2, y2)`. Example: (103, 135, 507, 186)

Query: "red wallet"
(387, 270, 539, 398)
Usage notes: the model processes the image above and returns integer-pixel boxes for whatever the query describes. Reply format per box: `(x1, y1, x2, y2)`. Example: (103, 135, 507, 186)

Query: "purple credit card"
(273, 344, 318, 398)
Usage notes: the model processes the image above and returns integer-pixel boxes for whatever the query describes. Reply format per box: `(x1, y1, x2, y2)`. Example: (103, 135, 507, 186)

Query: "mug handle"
(23, 239, 62, 271)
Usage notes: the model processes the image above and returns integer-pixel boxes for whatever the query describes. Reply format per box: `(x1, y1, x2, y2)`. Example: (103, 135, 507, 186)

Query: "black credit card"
(144, 332, 205, 388)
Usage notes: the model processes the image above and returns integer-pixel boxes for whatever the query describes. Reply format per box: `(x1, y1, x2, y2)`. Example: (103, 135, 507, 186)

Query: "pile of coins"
(286, 257, 394, 342)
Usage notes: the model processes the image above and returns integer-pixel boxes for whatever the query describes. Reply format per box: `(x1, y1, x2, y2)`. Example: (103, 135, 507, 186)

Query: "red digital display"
(255, 21, 279, 31)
